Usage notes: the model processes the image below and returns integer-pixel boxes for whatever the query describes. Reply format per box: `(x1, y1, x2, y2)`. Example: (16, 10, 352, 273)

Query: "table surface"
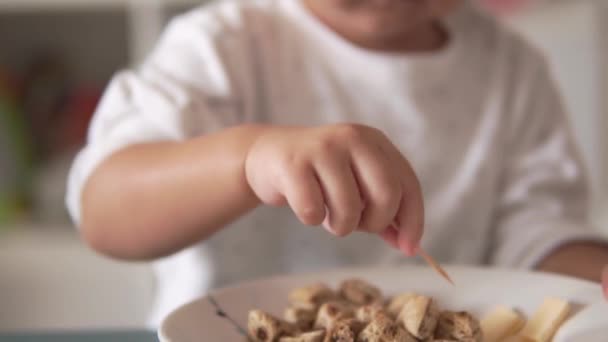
(0, 331, 157, 342)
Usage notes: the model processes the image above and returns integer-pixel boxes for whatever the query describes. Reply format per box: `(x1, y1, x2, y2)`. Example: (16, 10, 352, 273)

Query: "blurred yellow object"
(481, 306, 526, 342)
(520, 298, 571, 342)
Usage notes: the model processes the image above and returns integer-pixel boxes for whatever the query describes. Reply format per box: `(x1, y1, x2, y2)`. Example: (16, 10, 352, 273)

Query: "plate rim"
(158, 264, 600, 340)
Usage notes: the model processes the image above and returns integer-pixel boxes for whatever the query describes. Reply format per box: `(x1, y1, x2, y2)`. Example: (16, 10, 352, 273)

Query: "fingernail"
(401, 243, 417, 257)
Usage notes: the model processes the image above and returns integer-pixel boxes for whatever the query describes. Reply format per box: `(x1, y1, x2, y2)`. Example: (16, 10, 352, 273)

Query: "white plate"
(159, 265, 606, 342)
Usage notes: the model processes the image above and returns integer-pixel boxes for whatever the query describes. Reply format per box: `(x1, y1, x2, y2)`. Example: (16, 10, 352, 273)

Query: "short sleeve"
(66, 8, 251, 225)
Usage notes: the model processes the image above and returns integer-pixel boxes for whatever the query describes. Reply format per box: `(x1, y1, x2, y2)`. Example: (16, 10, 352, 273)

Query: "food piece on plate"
(249, 310, 297, 342)
(315, 301, 355, 329)
(285, 307, 317, 331)
(339, 318, 367, 336)
(339, 279, 383, 305)
(520, 297, 570, 342)
(480, 306, 525, 342)
(434, 311, 483, 342)
(323, 319, 358, 342)
(279, 330, 326, 342)
(357, 312, 416, 342)
(289, 283, 337, 310)
(355, 303, 388, 324)
(387, 293, 415, 317)
(397, 294, 440, 340)
(501, 336, 526, 342)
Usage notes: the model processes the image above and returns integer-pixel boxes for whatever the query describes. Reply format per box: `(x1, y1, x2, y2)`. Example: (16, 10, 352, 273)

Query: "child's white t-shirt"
(66, 0, 602, 325)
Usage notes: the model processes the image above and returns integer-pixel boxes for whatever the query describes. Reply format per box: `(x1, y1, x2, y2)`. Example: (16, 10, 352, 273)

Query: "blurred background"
(0, 0, 606, 334)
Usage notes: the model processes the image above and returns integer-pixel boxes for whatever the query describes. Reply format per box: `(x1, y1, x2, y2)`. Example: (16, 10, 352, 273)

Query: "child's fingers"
(282, 164, 326, 226)
(379, 227, 399, 249)
(314, 154, 363, 237)
(396, 177, 425, 256)
(350, 143, 401, 234)
(372, 134, 425, 255)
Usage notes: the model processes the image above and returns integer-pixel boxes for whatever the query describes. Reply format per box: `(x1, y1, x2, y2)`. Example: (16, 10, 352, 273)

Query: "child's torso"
(151, 0, 518, 324)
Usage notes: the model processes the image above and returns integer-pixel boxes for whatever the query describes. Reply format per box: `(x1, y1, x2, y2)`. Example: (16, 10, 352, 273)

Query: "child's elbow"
(80, 216, 162, 261)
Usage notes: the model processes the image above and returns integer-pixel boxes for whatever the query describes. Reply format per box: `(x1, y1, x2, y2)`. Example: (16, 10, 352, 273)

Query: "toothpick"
(418, 248, 454, 285)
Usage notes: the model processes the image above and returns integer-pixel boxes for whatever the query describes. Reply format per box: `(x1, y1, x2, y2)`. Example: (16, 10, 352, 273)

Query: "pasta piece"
(355, 304, 388, 324)
(285, 307, 317, 331)
(357, 312, 416, 342)
(289, 283, 337, 310)
(434, 311, 483, 342)
(397, 295, 439, 340)
(249, 310, 296, 342)
(279, 330, 326, 342)
(323, 319, 358, 342)
(519, 298, 570, 342)
(480, 306, 525, 342)
(339, 279, 383, 305)
(387, 293, 415, 318)
(315, 301, 355, 329)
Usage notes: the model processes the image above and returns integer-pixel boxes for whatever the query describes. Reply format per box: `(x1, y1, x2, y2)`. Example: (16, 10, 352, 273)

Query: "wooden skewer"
(387, 224, 454, 285)
(418, 248, 454, 286)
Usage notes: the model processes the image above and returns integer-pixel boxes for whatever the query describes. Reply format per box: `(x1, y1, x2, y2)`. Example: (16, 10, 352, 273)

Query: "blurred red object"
(55, 85, 100, 151)
(19, 52, 101, 158)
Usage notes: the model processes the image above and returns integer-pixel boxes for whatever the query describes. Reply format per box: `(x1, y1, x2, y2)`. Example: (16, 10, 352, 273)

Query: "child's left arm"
(537, 242, 608, 284)
(489, 55, 608, 284)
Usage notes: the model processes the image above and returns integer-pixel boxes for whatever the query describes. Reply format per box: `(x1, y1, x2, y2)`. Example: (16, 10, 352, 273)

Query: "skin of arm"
(80, 123, 424, 261)
(538, 242, 608, 292)
(81, 124, 268, 260)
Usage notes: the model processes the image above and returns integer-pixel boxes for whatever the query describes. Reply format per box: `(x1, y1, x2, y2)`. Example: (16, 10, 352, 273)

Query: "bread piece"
(519, 297, 570, 342)
(434, 311, 483, 342)
(249, 310, 295, 342)
(289, 283, 337, 310)
(315, 301, 355, 329)
(339, 279, 383, 305)
(355, 304, 388, 324)
(285, 307, 317, 331)
(397, 295, 439, 340)
(279, 330, 326, 342)
(480, 306, 525, 342)
(387, 293, 415, 317)
(357, 312, 416, 342)
(323, 319, 358, 342)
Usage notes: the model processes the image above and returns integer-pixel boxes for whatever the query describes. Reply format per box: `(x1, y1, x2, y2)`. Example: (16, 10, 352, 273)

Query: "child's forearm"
(80, 124, 270, 260)
(537, 242, 608, 283)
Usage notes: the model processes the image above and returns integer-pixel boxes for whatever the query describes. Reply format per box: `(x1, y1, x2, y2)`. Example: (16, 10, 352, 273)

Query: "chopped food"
(520, 298, 571, 342)
(434, 311, 483, 342)
(247, 278, 573, 342)
(279, 330, 326, 342)
(249, 310, 297, 342)
(386, 293, 414, 318)
(355, 304, 388, 324)
(357, 312, 416, 342)
(396, 294, 439, 340)
(315, 301, 355, 329)
(285, 306, 318, 331)
(481, 306, 525, 342)
(289, 283, 337, 311)
(339, 279, 383, 306)
(324, 319, 359, 342)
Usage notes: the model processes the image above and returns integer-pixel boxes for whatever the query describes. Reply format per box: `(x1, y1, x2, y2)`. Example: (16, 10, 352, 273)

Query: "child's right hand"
(245, 124, 424, 255)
